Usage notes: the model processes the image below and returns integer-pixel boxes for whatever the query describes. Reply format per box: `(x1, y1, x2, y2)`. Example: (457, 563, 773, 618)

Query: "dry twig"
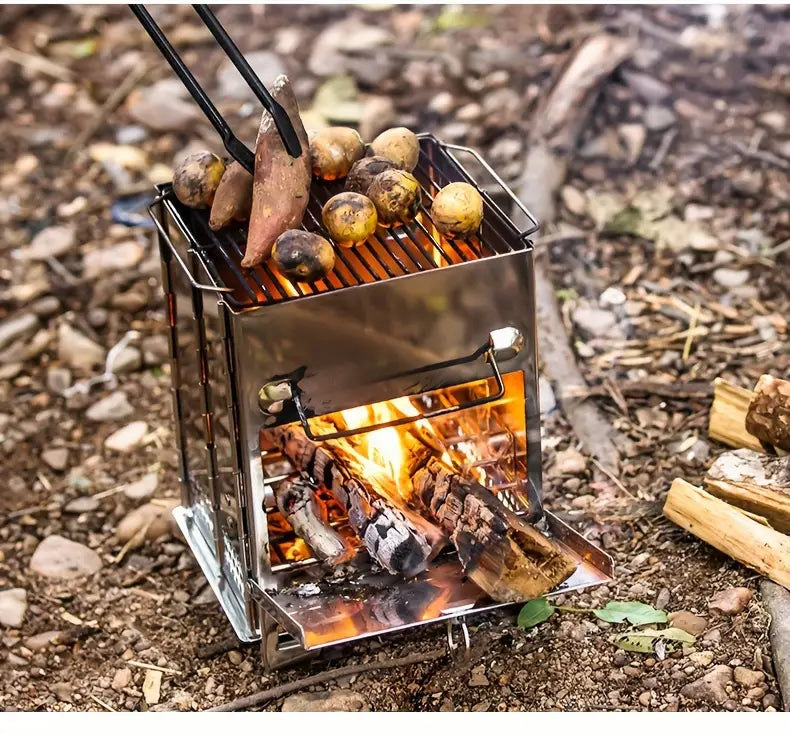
(207, 648, 446, 712)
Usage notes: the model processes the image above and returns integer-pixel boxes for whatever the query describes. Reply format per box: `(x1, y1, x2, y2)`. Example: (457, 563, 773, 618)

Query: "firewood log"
(708, 378, 763, 452)
(277, 416, 576, 603)
(664, 479, 790, 591)
(746, 375, 790, 453)
(274, 475, 355, 567)
(272, 425, 443, 577)
(704, 449, 790, 535)
(408, 457, 577, 603)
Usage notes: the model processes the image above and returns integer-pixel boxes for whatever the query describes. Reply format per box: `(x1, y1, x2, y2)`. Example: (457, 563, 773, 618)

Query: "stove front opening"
(260, 371, 530, 572)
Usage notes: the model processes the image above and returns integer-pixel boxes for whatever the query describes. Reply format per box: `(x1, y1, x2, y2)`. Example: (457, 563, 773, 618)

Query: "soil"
(1, 4, 788, 712)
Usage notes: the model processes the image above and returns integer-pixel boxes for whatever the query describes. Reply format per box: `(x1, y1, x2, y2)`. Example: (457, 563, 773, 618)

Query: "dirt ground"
(1, 4, 789, 712)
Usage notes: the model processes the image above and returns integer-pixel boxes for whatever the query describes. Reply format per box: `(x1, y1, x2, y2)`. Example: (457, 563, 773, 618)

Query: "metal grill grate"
(159, 135, 534, 311)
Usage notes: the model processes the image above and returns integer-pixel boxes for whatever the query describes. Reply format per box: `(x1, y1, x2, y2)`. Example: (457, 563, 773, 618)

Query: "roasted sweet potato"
(209, 161, 253, 231)
(242, 75, 311, 269)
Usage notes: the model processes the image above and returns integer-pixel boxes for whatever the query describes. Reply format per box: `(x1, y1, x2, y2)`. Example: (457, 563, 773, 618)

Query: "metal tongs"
(129, 3, 302, 173)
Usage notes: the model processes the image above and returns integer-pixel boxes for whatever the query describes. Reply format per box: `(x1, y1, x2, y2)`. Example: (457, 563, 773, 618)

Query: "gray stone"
(82, 241, 145, 279)
(104, 421, 148, 452)
(47, 366, 72, 394)
(552, 447, 587, 475)
(110, 345, 142, 375)
(42, 447, 69, 472)
(115, 125, 148, 145)
(127, 80, 200, 132)
(121, 473, 158, 502)
(358, 95, 395, 142)
(539, 376, 556, 415)
(64, 495, 99, 514)
(0, 313, 38, 350)
(713, 267, 749, 288)
(680, 665, 732, 704)
(622, 70, 671, 103)
(29, 535, 102, 579)
(644, 105, 677, 132)
(760, 580, 790, 711)
(19, 224, 76, 260)
(24, 630, 61, 650)
(86, 391, 134, 422)
(142, 335, 169, 365)
(308, 19, 393, 78)
(86, 308, 108, 328)
(469, 665, 490, 687)
(281, 689, 369, 712)
(759, 110, 786, 132)
(709, 587, 753, 615)
(216, 51, 285, 99)
(57, 323, 106, 373)
(561, 185, 587, 216)
(0, 588, 27, 628)
(572, 305, 617, 337)
(31, 296, 61, 317)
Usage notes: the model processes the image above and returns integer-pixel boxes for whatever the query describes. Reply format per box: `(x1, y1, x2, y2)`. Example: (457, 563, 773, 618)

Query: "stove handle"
(291, 338, 507, 442)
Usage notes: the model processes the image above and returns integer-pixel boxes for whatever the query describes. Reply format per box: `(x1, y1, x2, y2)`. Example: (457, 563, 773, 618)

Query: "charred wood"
(274, 475, 355, 567)
(272, 425, 441, 577)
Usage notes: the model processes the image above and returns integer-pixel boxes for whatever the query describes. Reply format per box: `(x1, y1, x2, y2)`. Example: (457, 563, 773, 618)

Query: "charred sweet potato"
(345, 156, 396, 195)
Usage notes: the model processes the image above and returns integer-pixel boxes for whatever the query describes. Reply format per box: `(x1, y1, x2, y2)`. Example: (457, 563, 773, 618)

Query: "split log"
(273, 425, 442, 577)
(746, 375, 790, 453)
(708, 378, 763, 452)
(663, 479, 790, 591)
(337, 419, 576, 603)
(704, 450, 790, 535)
(274, 475, 355, 567)
(409, 456, 578, 603)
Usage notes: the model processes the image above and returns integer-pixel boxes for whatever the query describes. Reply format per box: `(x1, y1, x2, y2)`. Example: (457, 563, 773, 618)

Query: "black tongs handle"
(192, 5, 302, 159)
(129, 4, 302, 175)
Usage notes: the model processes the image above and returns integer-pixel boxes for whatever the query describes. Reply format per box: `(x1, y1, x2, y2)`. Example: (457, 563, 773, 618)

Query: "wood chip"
(143, 669, 163, 705)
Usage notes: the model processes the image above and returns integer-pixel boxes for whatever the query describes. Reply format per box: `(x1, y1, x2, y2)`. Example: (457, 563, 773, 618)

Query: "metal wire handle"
(129, 3, 302, 172)
(292, 340, 506, 442)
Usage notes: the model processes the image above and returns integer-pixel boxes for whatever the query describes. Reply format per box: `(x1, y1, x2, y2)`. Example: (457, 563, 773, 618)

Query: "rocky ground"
(1, 4, 789, 712)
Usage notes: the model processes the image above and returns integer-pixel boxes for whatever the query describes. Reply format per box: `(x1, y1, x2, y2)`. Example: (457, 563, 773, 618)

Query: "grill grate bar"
(161, 137, 531, 310)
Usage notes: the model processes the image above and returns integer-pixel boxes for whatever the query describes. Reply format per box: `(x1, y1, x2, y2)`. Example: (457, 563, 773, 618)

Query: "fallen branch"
(518, 33, 635, 474)
(760, 580, 790, 712)
(207, 648, 446, 712)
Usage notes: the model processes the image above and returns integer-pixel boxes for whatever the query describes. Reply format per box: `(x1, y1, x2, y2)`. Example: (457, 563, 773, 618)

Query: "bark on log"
(663, 479, 790, 591)
(708, 378, 764, 452)
(272, 425, 441, 577)
(704, 449, 790, 535)
(242, 75, 311, 268)
(517, 34, 635, 475)
(274, 475, 355, 566)
(746, 375, 790, 453)
(409, 456, 578, 603)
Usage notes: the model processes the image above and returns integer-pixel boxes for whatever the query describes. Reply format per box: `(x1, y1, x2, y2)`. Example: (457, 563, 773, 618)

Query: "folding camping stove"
(135, 4, 613, 669)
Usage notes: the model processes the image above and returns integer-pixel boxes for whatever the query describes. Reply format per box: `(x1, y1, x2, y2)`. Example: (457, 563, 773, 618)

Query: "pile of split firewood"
(664, 375, 790, 590)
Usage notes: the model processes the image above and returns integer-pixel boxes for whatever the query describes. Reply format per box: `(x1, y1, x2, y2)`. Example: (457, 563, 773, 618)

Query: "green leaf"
(593, 601, 668, 626)
(611, 627, 695, 654)
(517, 598, 555, 629)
